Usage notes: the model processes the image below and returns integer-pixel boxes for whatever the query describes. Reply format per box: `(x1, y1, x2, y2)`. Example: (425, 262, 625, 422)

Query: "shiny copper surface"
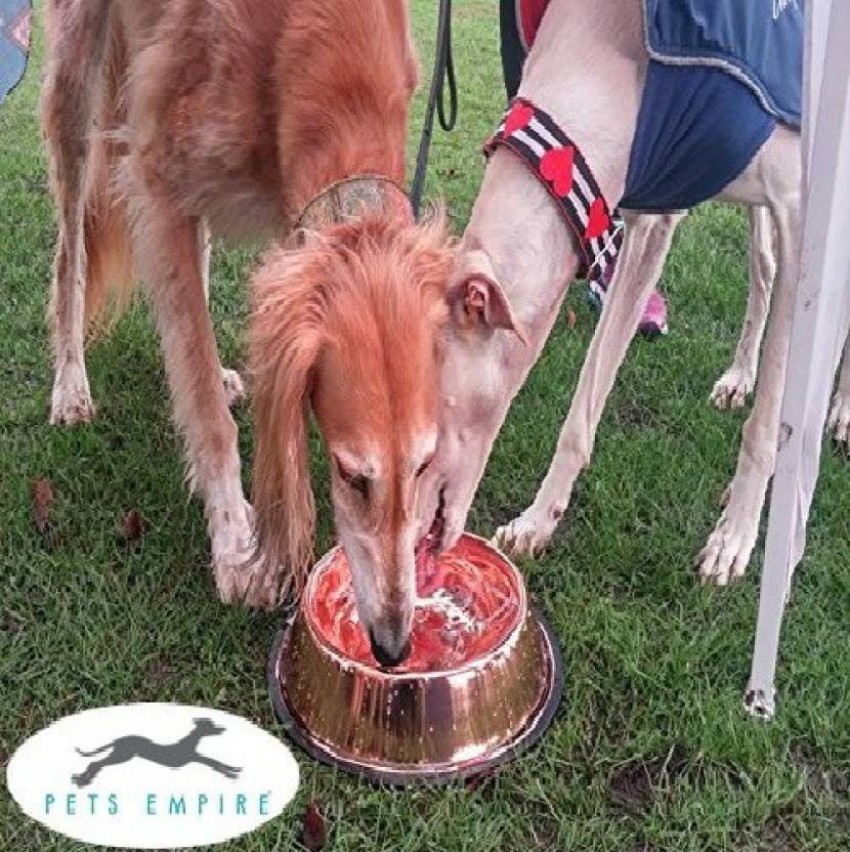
(270, 534, 562, 781)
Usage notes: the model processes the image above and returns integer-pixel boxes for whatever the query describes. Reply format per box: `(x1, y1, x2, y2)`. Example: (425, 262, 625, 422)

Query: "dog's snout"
(368, 623, 412, 668)
(369, 630, 411, 668)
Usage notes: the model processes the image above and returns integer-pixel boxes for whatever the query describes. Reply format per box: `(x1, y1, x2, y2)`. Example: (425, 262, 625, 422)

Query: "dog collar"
(485, 98, 623, 282)
(294, 175, 412, 233)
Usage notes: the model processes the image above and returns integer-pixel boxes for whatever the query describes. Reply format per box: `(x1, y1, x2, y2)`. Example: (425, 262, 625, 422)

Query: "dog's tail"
(75, 742, 114, 757)
(83, 20, 136, 340)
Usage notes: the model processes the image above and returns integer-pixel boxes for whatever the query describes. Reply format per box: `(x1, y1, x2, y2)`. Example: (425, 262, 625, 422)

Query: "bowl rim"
(301, 532, 528, 681)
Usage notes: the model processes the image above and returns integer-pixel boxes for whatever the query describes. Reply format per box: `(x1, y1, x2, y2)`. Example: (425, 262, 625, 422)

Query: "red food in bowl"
(307, 537, 522, 673)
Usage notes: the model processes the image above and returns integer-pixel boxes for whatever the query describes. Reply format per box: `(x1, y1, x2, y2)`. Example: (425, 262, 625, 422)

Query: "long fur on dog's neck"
(275, 0, 418, 222)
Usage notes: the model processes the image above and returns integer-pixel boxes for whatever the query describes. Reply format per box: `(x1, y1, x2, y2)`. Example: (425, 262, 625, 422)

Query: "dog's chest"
(153, 92, 285, 239)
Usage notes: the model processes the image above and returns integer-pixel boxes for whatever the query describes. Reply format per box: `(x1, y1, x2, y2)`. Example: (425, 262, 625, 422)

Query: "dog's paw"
(827, 390, 850, 449)
(243, 552, 283, 611)
(710, 365, 754, 410)
(50, 364, 95, 425)
(493, 510, 557, 558)
(71, 773, 89, 788)
(220, 368, 247, 408)
(210, 502, 280, 610)
(696, 510, 758, 586)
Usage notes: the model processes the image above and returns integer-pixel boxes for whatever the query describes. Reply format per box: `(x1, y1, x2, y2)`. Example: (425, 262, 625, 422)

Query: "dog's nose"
(368, 627, 412, 668)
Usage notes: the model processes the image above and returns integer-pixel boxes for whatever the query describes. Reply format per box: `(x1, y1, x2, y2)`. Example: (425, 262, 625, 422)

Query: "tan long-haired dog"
(42, 0, 451, 665)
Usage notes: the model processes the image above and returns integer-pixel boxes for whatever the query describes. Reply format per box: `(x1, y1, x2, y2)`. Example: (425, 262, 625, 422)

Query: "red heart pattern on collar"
(540, 146, 575, 198)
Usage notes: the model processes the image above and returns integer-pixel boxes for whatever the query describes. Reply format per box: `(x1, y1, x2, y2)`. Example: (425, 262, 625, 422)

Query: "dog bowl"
(268, 534, 563, 784)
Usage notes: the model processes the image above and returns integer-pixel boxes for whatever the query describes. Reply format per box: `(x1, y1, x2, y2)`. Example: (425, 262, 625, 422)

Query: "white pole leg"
(745, 0, 850, 719)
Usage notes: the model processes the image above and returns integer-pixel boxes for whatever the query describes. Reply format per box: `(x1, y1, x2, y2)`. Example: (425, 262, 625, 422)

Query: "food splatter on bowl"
(310, 537, 521, 672)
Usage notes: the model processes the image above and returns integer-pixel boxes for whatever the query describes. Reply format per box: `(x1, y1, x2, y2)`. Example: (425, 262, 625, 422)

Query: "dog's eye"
(416, 455, 434, 478)
(337, 461, 370, 497)
(347, 474, 369, 497)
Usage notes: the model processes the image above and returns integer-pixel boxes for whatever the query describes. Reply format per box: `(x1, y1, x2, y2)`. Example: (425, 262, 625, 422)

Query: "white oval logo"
(6, 703, 299, 849)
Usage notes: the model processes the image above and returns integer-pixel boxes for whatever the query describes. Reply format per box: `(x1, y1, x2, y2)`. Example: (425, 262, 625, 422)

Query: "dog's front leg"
(132, 192, 277, 608)
(495, 212, 681, 557)
(711, 205, 776, 409)
(193, 754, 242, 779)
(698, 201, 801, 585)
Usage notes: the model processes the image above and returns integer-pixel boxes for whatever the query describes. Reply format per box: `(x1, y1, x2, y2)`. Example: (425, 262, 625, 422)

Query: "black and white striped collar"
(485, 98, 623, 282)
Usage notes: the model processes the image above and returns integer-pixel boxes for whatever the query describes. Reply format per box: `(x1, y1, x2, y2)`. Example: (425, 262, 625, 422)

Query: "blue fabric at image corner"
(0, 0, 31, 103)
(619, 62, 777, 212)
(644, 0, 803, 128)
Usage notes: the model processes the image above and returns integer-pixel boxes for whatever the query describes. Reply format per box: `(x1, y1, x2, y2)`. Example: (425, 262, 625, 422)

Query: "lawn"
(2, 2, 849, 850)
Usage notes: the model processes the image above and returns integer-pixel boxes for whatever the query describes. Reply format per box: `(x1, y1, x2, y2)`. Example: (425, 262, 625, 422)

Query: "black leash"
(410, 0, 458, 219)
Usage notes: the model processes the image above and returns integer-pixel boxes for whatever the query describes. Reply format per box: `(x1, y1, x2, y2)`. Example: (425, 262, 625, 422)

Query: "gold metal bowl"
(268, 534, 562, 784)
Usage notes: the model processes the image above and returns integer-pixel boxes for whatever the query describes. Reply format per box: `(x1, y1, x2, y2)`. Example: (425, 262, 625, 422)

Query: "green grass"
(2, 2, 849, 850)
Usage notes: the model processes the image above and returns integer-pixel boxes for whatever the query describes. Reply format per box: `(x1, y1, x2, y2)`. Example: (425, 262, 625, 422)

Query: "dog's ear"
(250, 245, 325, 601)
(448, 250, 528, 344)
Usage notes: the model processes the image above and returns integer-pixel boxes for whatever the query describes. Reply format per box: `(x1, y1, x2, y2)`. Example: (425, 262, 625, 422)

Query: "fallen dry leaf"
(146, 656, 175, 687)
(32, 477, 54, 535)
(566, 309, 577, 329)
(609, 743, 689, 815)
(301, 800, 326, 851)
(120, 508, 145, 542)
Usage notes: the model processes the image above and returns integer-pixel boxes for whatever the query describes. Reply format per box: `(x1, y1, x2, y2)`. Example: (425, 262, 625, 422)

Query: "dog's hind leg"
(71, 752, 124, 788)
(494, 211, 681, 557)
(698, 167, 801, 584)
(41, 0, 114, 424)
(711, 205, 776, 409)
(826, 332, 850, 448)
(196, 221, 246, 408)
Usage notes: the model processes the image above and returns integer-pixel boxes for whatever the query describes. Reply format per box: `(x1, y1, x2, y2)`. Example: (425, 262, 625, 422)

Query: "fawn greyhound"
(417, 0, 807, 587)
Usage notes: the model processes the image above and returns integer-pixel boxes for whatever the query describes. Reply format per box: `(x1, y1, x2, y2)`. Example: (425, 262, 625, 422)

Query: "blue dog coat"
(643, 0, 803, 128)
(500, 0, 803, 212)
(624, 0, 803, 211)
(620, 62, 778, 212)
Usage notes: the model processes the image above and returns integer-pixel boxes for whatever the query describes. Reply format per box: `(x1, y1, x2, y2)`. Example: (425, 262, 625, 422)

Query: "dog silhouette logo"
(71, 717, 241, 787)
(9, 704, 299, 848)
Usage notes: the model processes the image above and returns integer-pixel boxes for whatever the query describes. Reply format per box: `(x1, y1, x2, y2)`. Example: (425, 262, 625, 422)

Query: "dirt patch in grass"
(789, 743, 850, 798)
(612, 398, 661, 431)
(608, 742, 690, 815)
